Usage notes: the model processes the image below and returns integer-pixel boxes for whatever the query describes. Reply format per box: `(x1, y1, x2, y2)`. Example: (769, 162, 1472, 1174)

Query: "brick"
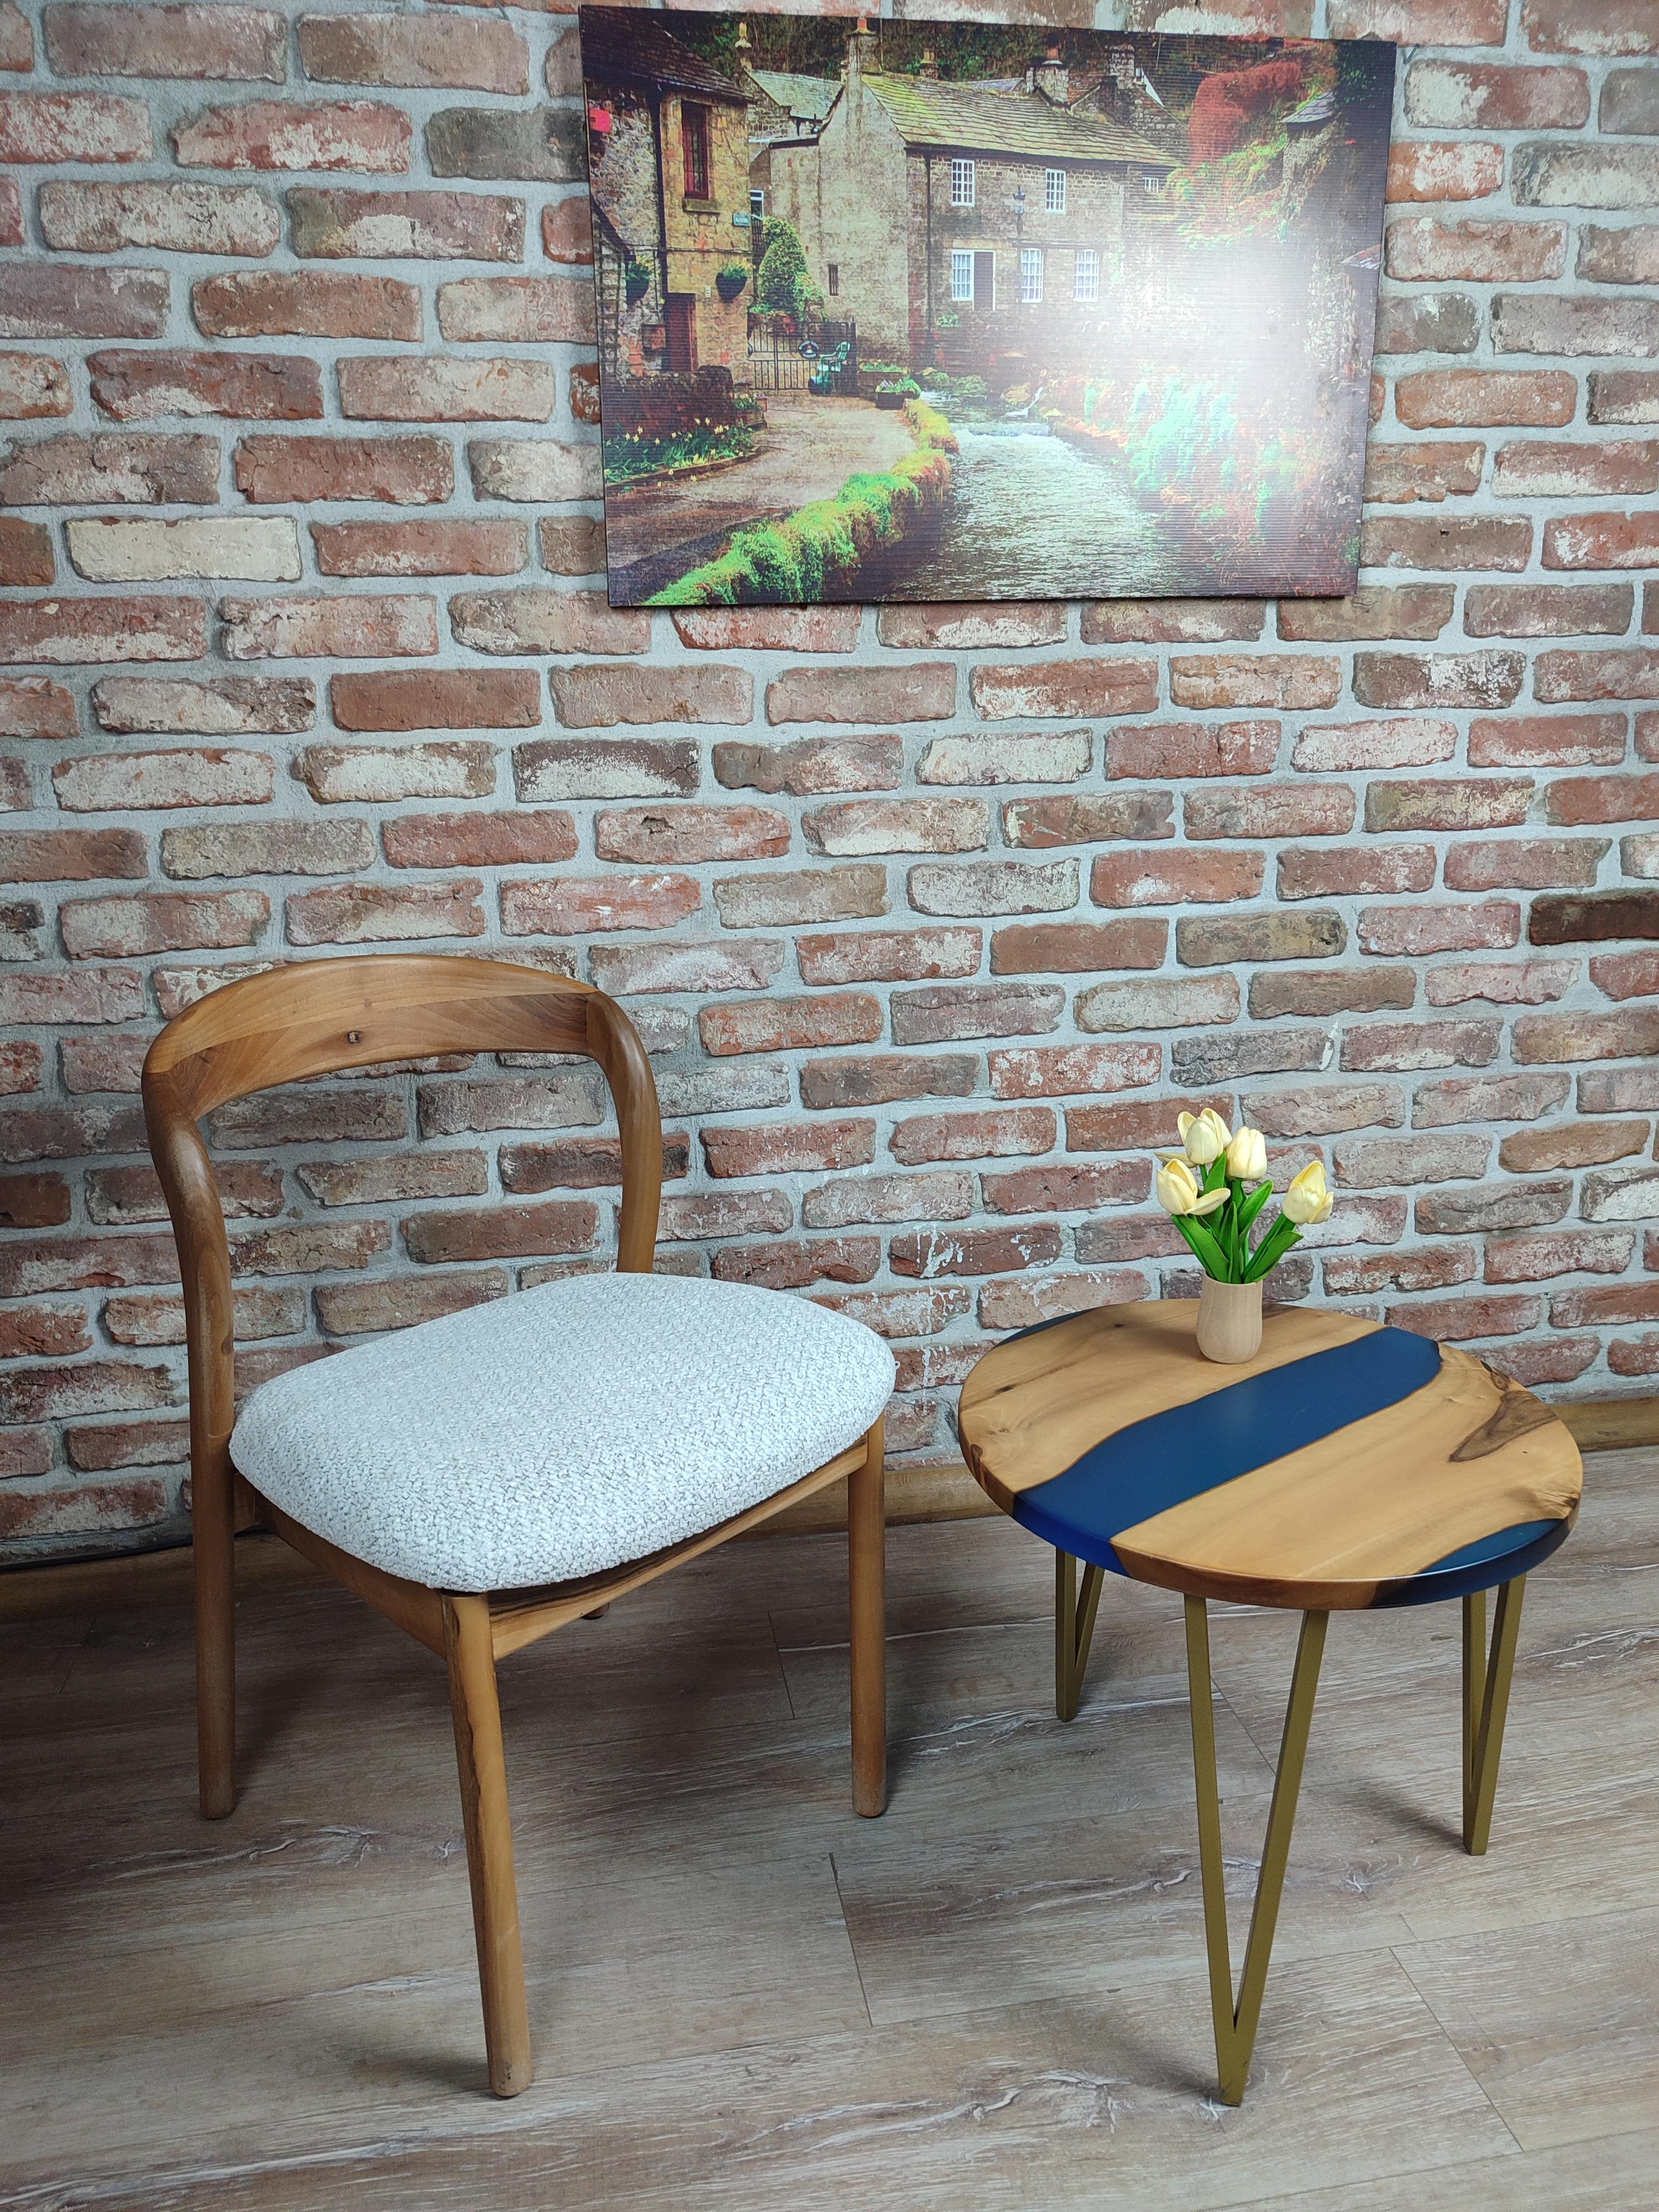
(1515, 1008, 1659, 1062)
(671, 608, 857, 654)
(1404, 59, 1589, 129)
(978, 1271, 1149, 1332)
(589, 939, 783, 997)
(1079, 599, 1264, 645)
(1386, 218, 1566, 285)
(1064, 1093, 1233, 1155)
(1591, 948, 1659, 1000)
(1091, 848, 1264, 907)
(39, 180, 278, 258)
(1578, 225, 1659, 284)
(515, 738, 695, 804)
(497, 1135, 688, 1197)
(1536, 649, 1659, 703)
(871, 601, 1061, 650)
(1467, 585, 1635, 639)
(0, 827, 146, 884)
(331, 669, 538, 733)
(1249, 1083, 1404, 1138)
(1003, 793, 1172, 851)
(1, 1094, 148, 1165)
(969, 658, 1158, 721)
(1375, 291, 1480, 358)
(1073, 1212, 1191, 1266)
(700, 993, 881, 1058)
(415, 1072, 599, 1141)
(468, 440, 599, 503)
(1323, 1245, 1479, 1296)
(338, 356, 558, 424)
(284, 878, 483, 947)
(1600, 1337, 1658, 1378)
(427, 107, 583, 184)
(289, 188, 523, 263)
(0, 432, 218, 509)
(1185, 784, 1355, 840)
(92, 675, 311, 738)
(294, 748, 491, 810)
(87, 349, 321, 427)
(890, 982, 1063, 1046)
(1176, 911, 1345, 968)
(0, 1360, 176, 1426)
(795, 927, 979, 986)
(0, 967, 144, 1024)
(173, 97, 411, 172)
(0, 1230, 179, 1298)
(1361, 446, 1484, 508)
(1622, 831, 1659, 879)
(1531, 889, 1659, 941)
(1495, 293, 1659, 359)
(1361, 518, 1532, 576)
(1602, 67, 1659, 130)
(0, 0, 29, 70)
(702, 1120, 874, 1179)
(299, 13, 529, 95)
(1395, 371, 1577, 429)
(0, 269, 169, 342)
(1551, 1281, 1659, 1327)
(1076, 974, 1238, 1031)
(0, 518, 51, 587)
(597, 804, 789, 865)
(889, 1107, 1054, 1166)
(541, 197, 593, 267)
(1277, 846, 1436, 900)
(435, 275, 592, 346)
(1366, 779, 1533, 833)
(1498, 440, 1659, 501)
(1282, 596, 1457, 654)
(1343, 1018, 1501, 1073)
(1444, 838, 1607, 889)
(1104, 720, 1278, 779)
(220, 594, 437, 661)
(1387, 140, 1504, 202)
(711, 1238, 880, 1291)
(86, 1158, 280, 1222)
(1182, 1029, 1337, 1084)
(1249, 968, 1416, 1018)
(713, 866, 889, 931)
(1293, 717, 1454, 773)
(1427, 958, 1576, 1005)
(908, 858, 1077, 916)
(0, 354, 73, 420)
(105, 1283, 302, 1348)
(991, 918, 1165, 974)
(383, 811, 576, 872)
(917, 729, 1092, 786)
(995, 1040, 1159, 1102)
(799, 1053, 974, 1110)
(195, 272, 420, 342)
(1582, 1164, 1659, 1220)
(67, 517, 300, 587)
(1512, 142, 1659, 208)
(714, 734, 900, 797)
(0, 90, 151, 161)
(1546, 776, 1659, 828)
(314, 1270, 507, 1337)
(1486, 1228, 1635, 1283)
(814, 1286, 969, 1340)
(803, 1170, 973, 1230)
(656, 1190, 794, 1244)
(314, 519, 525, 579)
(58, 1028, 155, 1093)
(60, 888, 265, 959)
(45, 3, 284, 78)
(298, 1151, 489, 1207)
(0, 1301, 92, 1360)
(234, 434, 449, 505)
(1543, 513, 1659, 571)
(550, 665, 749, 729)
(401, 1201, 594, 1267)
(0, 907, 45, 966)
(500, 873, 699, 937)
(1334, 1132, 1490, 1187)
(768, 664, 954, 726)
(0, 1173, 72, 1230)
(889, 1222, 1063, 1279)
(1577, 1067, 1659, 1112)
(451, 590, 647, 659)
(1167, 654, 1340, 712)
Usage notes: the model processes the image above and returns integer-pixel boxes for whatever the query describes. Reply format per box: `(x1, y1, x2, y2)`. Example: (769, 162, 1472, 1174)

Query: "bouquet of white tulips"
(1154, 1109, 1334, 1285)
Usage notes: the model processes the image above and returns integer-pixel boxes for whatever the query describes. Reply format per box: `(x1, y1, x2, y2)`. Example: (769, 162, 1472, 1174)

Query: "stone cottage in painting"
(581, 8, 751, 379)
(766, 23, 1175, 383)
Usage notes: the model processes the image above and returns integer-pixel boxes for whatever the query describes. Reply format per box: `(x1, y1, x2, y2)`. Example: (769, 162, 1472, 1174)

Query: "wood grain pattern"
(957, 1299, 1381, 1510)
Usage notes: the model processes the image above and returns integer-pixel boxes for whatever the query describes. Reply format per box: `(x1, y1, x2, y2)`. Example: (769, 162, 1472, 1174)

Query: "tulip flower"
(1281, 1160, 1334, 1227)
(1225, 1125, 1267, 1183)
(1177, 1107, 1232, 1167)
(1155, 1157, 1229, 1218)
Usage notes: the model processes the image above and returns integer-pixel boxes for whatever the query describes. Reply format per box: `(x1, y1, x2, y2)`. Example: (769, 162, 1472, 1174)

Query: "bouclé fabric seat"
(232, 1271, 896, 1593)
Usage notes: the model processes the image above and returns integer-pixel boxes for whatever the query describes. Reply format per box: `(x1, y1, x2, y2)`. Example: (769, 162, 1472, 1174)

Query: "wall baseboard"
(3, 1397, 1653, 1625)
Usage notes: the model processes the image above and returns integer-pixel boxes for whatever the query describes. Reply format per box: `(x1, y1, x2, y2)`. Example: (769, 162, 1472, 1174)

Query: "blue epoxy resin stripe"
(1010, 1326, 1446, 1577)
(1378, 1514, 1572, 1608)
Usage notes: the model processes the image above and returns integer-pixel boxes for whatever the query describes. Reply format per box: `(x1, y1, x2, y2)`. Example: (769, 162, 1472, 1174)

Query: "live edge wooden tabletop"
(957, 1300, 1584, 1615)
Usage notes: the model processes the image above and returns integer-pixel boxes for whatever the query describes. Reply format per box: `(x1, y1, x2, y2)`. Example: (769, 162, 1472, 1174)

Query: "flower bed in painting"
(647, 400, 957, 606)
(600, 421, 756, 488)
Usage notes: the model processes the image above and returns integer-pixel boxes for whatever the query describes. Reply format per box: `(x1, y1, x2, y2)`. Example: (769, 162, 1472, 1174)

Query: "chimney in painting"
(734, 18, 751, 66)
(919, 46, 940, 81)
(847, 14, 877, 91)
(1032, 41, 1069, 106)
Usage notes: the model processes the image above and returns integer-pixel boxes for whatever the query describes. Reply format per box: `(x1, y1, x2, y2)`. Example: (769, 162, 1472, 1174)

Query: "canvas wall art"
(577, 8, 1395, 608)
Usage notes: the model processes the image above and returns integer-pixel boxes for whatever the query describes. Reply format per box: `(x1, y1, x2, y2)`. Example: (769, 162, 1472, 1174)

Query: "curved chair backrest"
(142, 954, 663, 1538)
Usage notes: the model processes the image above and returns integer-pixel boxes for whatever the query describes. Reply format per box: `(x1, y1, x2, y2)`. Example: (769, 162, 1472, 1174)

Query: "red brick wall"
(2, 0, 1657, 1561)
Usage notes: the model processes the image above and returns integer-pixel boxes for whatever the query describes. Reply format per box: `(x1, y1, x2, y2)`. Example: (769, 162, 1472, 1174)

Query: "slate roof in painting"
(578, 8, 747, 104)
(749, 69, 841, 123)
(865, 74, 1175, 168)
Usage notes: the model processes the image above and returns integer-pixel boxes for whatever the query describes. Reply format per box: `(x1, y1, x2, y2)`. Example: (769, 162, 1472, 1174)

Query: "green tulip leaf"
(1238, 1180, 1275, 1234)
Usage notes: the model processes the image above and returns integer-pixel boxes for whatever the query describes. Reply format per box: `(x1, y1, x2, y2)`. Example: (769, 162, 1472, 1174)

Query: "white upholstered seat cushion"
(229, 1271, 895, 1593)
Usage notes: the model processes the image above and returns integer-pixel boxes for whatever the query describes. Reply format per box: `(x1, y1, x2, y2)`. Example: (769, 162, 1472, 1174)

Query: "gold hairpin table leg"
(1055, 1550, 1104, 1722)
(1462, 1575, 1525, 1856)
(1185, 1595, 1328, 2106)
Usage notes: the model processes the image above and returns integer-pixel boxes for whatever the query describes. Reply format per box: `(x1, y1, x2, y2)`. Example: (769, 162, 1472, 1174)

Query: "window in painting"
(827, 263, 839, 296)
(951, 158, 975, 207)
(950, 249, 974, 302)
(682, 103, 711, 200)
(1074, 248, 1099, 302)
(1045, 169, 1066, 214)
(1020, 247, 1043, 304)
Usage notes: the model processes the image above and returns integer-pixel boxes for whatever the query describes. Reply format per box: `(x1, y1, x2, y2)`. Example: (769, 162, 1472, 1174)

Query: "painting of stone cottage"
(577, 8, 1395, 608)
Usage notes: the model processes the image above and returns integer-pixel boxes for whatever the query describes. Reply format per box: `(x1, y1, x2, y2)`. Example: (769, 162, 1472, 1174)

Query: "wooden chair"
(142, 953, 891, 2097)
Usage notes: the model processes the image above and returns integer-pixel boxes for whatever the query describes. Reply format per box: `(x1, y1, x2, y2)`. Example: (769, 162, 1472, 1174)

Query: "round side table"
(957, 1296, 1583, 2106)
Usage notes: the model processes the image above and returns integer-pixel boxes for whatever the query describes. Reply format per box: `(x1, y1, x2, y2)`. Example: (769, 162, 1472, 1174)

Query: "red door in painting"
(664, 295, 698, 374)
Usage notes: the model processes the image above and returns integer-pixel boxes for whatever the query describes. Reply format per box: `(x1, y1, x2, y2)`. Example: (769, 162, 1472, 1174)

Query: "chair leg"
(848, 1415, 887, 1818)
(443, 1595, 533, 2098)
(195, 1473, 237, 1820)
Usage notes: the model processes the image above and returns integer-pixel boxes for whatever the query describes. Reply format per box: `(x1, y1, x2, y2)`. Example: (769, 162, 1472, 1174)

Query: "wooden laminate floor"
(2, 1449, 1656, 2211)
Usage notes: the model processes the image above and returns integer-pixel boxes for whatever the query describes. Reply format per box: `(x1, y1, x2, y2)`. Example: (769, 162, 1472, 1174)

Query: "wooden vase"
(1196, 1276, 1263, 1364)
